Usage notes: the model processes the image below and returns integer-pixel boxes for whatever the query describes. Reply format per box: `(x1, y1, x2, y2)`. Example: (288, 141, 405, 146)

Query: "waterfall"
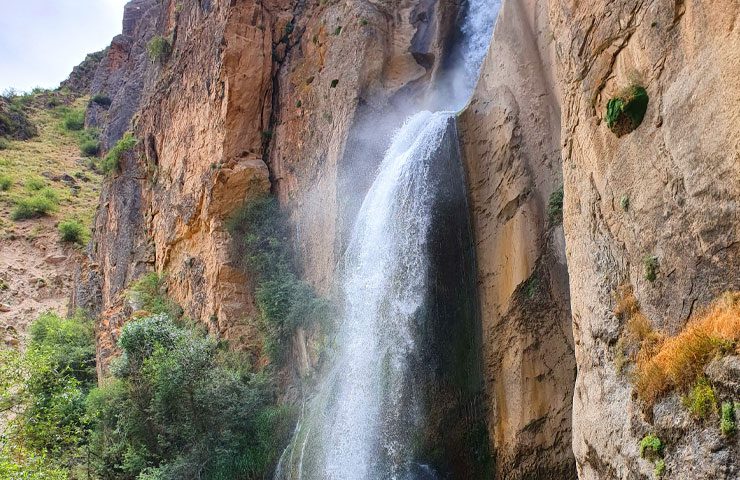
(277, 0, 501, 478)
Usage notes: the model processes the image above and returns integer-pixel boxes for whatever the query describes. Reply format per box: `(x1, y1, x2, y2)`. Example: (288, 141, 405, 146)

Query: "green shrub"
(11, 192, 58, 220)
(644, 255, 659, 282)
(0, 137, 8, 150)
(682, 377, 716, 418)
(620, 195, 630, 211)
(127, 272, 181, 318)
(25, 177, 46, 191)
(227, 196, 331, 363)
(0, 174, 11, 191)
(80, 139, 100, 157)
(605, 85, 649, 137)
(330, 79, 339, 88)
(102, 132, 137, 174)
(720, 401, 737, 436)
(639, 434, 663, 460)
(90, 94, 112, 107)
(88, 314, 295, 479)
(147, 35, 172, 63)
(62, 109, 85, 131)
(547, 185, 564, 225)
(654, 459, 666, 478)
(58, 218, 87, 244)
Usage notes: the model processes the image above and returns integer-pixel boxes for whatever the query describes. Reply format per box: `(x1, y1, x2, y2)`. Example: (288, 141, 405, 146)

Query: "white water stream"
(276, 1, 501, 478)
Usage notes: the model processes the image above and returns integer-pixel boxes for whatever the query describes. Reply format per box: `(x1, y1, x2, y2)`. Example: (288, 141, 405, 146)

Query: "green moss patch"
(605, 85, 649, 137)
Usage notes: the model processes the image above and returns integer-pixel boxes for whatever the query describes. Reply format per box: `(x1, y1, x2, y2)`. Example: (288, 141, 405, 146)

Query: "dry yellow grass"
(635, 292, 740, 405)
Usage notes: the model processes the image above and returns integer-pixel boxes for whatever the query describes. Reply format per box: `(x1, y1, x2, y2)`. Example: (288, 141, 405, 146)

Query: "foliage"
(147, 35, 172, 63)
(0, 173, 12, 190)
(643, 255, 659, 282)
(62, 109, 84, 131)
(620, 195, 630, 211)
(127, 272, 181, 318)
(720, 401, 737, 436)
(547, 185, 564, 225)
(639, 434, 663, 460)
(25, 177, 46, 191)
(654, 459, 666, 478)
(635, 292, 740, 405)
(605, 85, 649, 137)
(682, 377, 716, 418)
(0, 312, 95, 477)
(330, 79, 339, 88)
(80, 139, 100, 157)
(11, 189, 59, 220)
(103, 132, 137, 174)
(227, 196, 332, 363)
(0, 137, 8, 150)
(91, 94, 112, 107)
(88, 314, 295, 479)
(58, 218, 87, 244)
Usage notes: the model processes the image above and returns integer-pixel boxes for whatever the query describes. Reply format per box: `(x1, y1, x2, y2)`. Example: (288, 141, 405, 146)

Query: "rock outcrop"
(458, 0, 575, 477)
(551, 0, 740, 478)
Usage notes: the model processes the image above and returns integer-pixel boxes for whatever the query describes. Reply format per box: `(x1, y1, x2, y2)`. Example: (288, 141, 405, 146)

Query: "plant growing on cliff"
(58, 218, 87, 245)
(102, 132, 137, 174)
(87, 314, 295, 479)
(127, 272, 182, 318)
(654, 459, 666, 478)
(147, 35, 172, 63)
(682, 377, 717, 418)
(227, 196, 332, 363)
(635, 292, 740, 405)
(547, 185, 564, 225)
(643, 255, 659, 282)
(720, 401, 737, 436)
(639, 434, 663, 460)
(90, 94, 112, 108)
(605, 85, 649, 137)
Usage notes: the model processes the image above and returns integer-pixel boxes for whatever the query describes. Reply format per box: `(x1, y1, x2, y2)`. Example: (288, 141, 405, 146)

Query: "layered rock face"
(550, 0, 740, 478)
(458, 0, 575, 477)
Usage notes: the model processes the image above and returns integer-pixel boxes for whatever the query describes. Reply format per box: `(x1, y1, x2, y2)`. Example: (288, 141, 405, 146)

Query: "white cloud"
(0, 0, 129, 93)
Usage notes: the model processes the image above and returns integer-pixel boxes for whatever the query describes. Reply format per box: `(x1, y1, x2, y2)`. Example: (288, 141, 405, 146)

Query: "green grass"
(682, 377, 716, 418)
(0, 174, 11, 191)
(62, 108, 84, 131)
(0, 95, 102, 232)
(11, 191, 58, 220)
(102, 132, 137, 174)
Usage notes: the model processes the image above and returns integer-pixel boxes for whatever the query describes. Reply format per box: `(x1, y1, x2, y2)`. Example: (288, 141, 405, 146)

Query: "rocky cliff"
(70, 0, 739, 477)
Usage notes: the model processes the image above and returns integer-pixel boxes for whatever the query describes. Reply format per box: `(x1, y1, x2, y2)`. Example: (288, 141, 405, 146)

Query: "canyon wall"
(458, 0, 575, 477)
(551, 0, 740, 478)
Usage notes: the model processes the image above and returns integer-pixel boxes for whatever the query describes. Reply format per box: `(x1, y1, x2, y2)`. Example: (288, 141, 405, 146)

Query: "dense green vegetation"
(605, 85, 649, 137)
(547, 185, 564, 225)
(227, 196, 332, 363)
(147, 36, 172, 63)
(58, 218, 87, 244)
(103, 132, 137, 174)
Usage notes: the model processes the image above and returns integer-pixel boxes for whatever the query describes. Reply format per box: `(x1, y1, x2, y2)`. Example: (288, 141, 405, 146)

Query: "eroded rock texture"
(458, 0, 575, 477)
(551, 0, 740, 478)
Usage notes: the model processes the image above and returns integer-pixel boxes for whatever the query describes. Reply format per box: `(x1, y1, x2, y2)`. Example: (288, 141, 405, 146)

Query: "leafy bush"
(720, 401, 737, 436)
(58, 218, 87, 244)
(547, 185, 564, 225)
(0, 137, 8, 150)
(227, 196, 331, 362)
(0, 174, 11, 190)
(11, 191, 58, 220)
(147, 35, 172, 63)
(643, 255, 659, 282)
(682, 377, 716, 418)
(0, 312, 95, 474)
(639, 434, 663, 460)
(605, 85, 649, 137)
(62, 109, 85, 131)
(127, 272, 181, 318)
(102, 132, 137, 174)
(88, 314, 295, 479)
(80, 139, 100, 157)
(90, 94, 112, 107)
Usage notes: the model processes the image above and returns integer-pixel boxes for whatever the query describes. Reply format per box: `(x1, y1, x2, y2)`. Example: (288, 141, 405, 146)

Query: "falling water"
(276, 0, 501, 478)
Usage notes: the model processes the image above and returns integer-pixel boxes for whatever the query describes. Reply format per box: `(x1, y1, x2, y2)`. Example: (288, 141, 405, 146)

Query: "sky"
(0, 0, 129, 93)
